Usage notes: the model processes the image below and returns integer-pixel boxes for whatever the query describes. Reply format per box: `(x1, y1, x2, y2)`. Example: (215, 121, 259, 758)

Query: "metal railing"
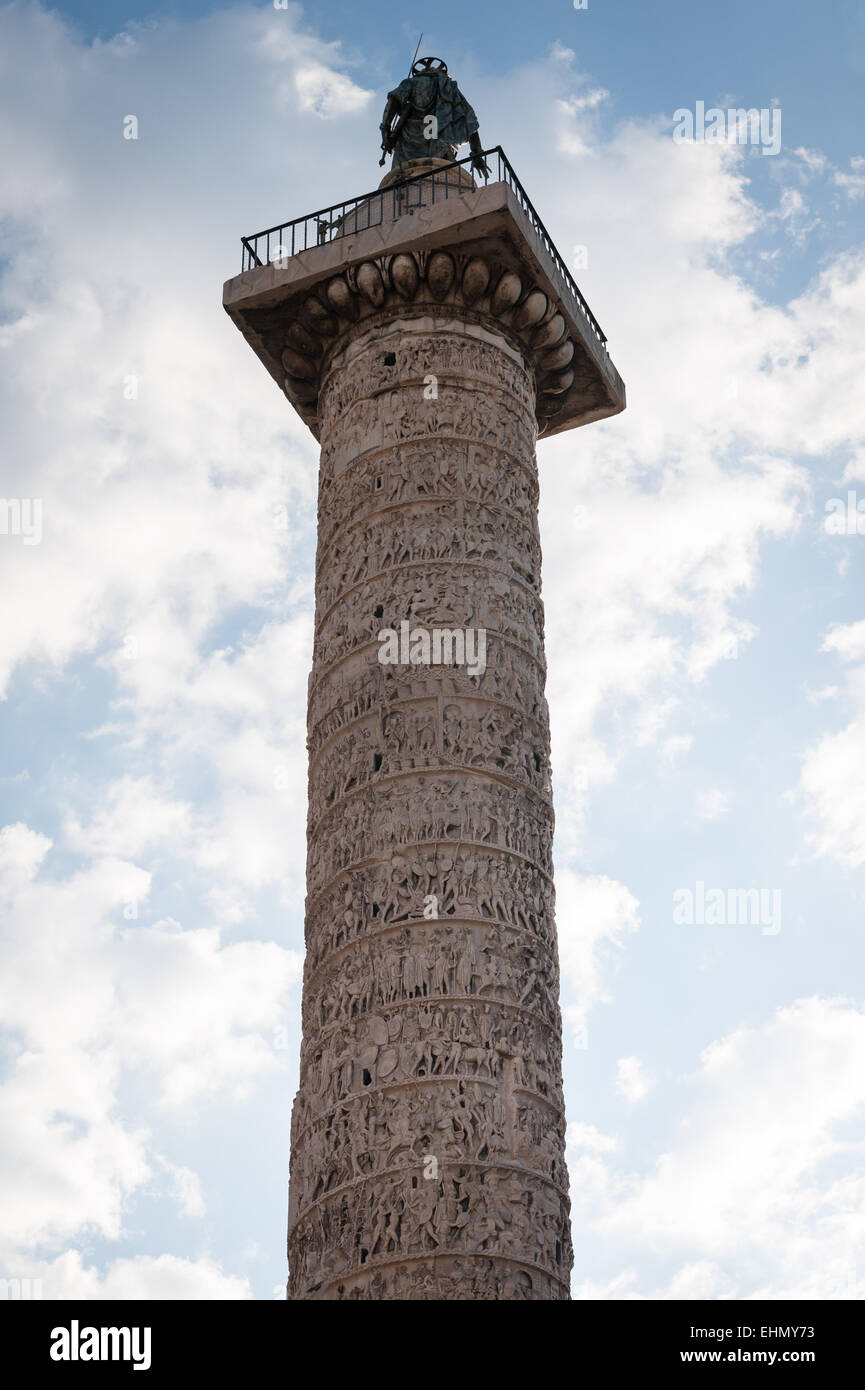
(240, 146, 607, 348)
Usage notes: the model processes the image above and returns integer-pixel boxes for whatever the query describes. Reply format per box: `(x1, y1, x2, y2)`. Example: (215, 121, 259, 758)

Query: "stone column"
(223, 170, 625, 1302)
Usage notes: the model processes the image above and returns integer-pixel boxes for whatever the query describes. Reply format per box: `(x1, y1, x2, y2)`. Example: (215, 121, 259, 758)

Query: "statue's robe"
(385, 72, 480, 169)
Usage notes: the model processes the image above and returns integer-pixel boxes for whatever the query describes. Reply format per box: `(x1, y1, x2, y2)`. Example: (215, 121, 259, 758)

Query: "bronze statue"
(379, 56, 490, 177)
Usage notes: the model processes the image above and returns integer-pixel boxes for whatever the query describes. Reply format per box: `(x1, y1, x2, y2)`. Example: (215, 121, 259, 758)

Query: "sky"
(0, 0, 864, 1301)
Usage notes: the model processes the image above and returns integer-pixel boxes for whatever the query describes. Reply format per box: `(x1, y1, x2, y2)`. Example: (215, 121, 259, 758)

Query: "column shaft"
(288, 307, 572, 1300)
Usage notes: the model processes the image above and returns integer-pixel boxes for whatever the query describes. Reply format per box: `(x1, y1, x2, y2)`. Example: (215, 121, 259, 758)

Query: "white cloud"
(0, 824, 300, 1258)
(800, 620, 865, 868)
(561, 87, 609, 115)
(28, 1250, 251, 1300)
(694, 787, 730, 821)
(840, 449, 865, 484)
(255, 9, 373, 118)
(805, 684, 839, 704)
(801, 722, 865, 868)
(515, 52, 865, 883)
(65, 777, 193, 861)
(293, 62, 372, 117)
(790, 146, 828, 179)
(573, 1260, 738, 1301)
(158, 1160, 206, 1220)
(574, 998, 865, 1298)
(0, 822, 52, 883)
(662, 734, 694, 765)
(823, 618, 865, 664)
(834, 156, 865, 201)
(568, 1121, 619, 1154)
(557, 871, 641, 1043)
(615, 1056, 653, 1102)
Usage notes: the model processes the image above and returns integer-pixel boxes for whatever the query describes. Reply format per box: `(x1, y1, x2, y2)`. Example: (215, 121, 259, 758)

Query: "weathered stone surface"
(224, 176, 625, 1301)
(286, 314, 570, 1300)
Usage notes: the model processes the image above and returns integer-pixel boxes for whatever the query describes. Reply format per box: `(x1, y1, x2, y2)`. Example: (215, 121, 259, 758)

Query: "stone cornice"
(223, 180, 626, 440)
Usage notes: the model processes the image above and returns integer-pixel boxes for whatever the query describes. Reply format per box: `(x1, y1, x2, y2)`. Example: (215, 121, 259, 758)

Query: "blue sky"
(1, 0, 864, 1300)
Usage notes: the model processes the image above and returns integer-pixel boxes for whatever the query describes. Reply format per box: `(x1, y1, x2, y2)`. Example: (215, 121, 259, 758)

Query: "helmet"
(411, 56, 448, 75)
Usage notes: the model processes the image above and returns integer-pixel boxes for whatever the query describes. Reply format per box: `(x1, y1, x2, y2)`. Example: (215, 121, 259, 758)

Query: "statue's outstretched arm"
(469, 131, 490, 179)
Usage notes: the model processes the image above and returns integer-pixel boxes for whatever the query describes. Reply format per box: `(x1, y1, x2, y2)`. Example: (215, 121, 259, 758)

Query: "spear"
(379, 34, 424, 167)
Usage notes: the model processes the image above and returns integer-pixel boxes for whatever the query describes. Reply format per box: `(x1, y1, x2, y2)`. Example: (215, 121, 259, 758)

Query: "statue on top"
(379, 56, 490, 178)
